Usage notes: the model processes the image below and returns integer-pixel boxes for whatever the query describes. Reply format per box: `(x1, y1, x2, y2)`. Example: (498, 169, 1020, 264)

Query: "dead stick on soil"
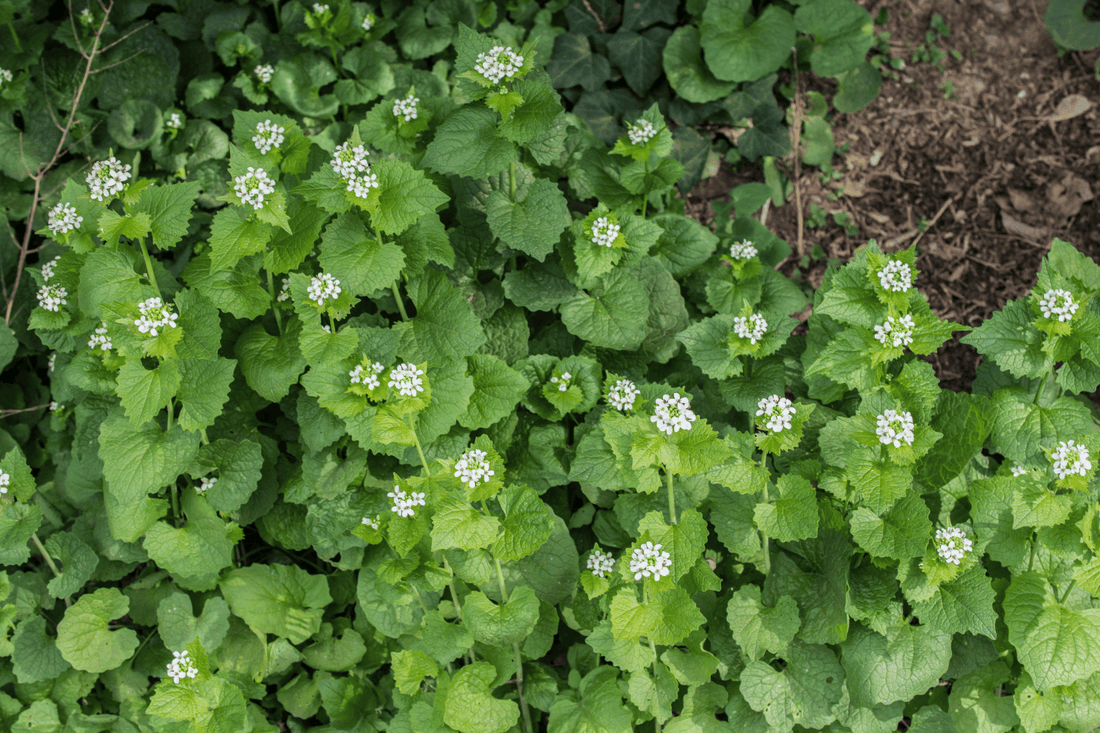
(910, 195, 958, 250)
(789, 46, 805, 259)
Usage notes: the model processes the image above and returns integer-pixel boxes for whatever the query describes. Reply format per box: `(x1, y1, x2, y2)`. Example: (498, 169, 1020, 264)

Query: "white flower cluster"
(627, 119, 656, 145)
(273, 278, 289, 303)
(36, 284, 67, 312)
(1011, 465, 1029, 477)
(607, 378, 639, 412)
(388, 486, 426, 518)
(1052, 440, 1092, 480)
(330, 142, 378, 198)
(166, 112, 182, 130)
(361, 515, 379, 530)
(1039, 288, 1078, 323)
(549, 372, 572, 392)
(349, 361, 384, 390)
(312, 3, 329, 15)
(47, 203, 82, 237)
(756, 394, 795, 434)
(255, 64, 274, 83)
(474, 45, 524, 85)
(233, 167, 276, 210)
(935, 526, 973, 565)
(362, 14, 375, 31)
(49, 401, 59, 412)
(307, 273, 341, 307)
(878, 260, 913, 292)
(86, 157, 132, 201)
(252, 120, 285, 155)
(454, 448, 494, 489)
(196, 476, 217, 494)
(79, 8, 93, 25)
(587, 549, 615, 578)
(590, 216, 620, 247)
(0, 470, 9, 495)
(729, 240, 757, 260)
(651, 392, 696, 435)
(876, 409, 915, 448)
(389, 363, 425, 397)
(134, 297, 179, 337)
(0, 69, 11, 85)
(630, 542, 671, 581)
(88, 323, 112, 351)
(40, 256, 58, 282)
(165, 651, 198, 684)
(733, 313, 768, 344)
(48, 352, 56, 372)
(873, 314, 916, 348)
(393, 92, 419, 121)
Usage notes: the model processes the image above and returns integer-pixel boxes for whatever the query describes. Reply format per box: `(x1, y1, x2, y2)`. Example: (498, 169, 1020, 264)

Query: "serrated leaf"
(143, 491, 236, 591)
(494, 485, 554, 562)
(364, 158, 448, 236)
(444, 662, 520, 733)
(560, 268, 649, 350)
(840, 623, 951, 707)
(175, 357, 235, 432)
(55, 588, 139, 673)
(220, 564, 332, 644)
(850, 493, 931, 561)
(138, 181, 201, 251)
(486, 177, 570, 262)
(318, 210, 405, 298)
(464, 586, 541, 647)
(99, 413, 200, 505)
(115, 358, 179, 426)
(208, 208, 273, 272)
(740, 640, 845, 731)
(235, 320, 307, 403)
(423, 107, 515, 179)
(727, 586, 800, 660)
(754, 474, 819, 542)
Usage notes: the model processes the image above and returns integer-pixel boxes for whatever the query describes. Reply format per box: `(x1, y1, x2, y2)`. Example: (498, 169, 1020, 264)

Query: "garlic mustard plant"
(251, 120, 285, 154)
(549, 371, 572, 392)
(361, 13, 375, 31)
(197, 476, 217, 494)
(134, 297, 179, 337)
(756, 394, 795, 433)
(877, 259, 913, 292)
(935, 526, 973, 565)
(388, 486, 426, 518)
(47, 352, 55, 372)
(36, 284, 67, 312)
(1011, 464, 1029, 477)
(277, 277, 291, 302)
(590, 216, 621, 247)
(1039, 288, 1077, 322)
(733, 313, 768, 344)
(729, 239, 757, 260)
(454, 448, 494, 489)
(392, 92, 419, 121)
(587, 548, 615, 578)
(349, 361, 384, 390)
(630, 542, 671, 580)
(254, 64, 274, 83)
(88, 323, 112, 351)
(361, 516, 379, 530)
(627, 119, 656, 145)
(307, 273, 341, 307)
(165, 651, 198, 683)
(876, 409, 915, 447)
(47, 203, 82, 237)
(233, 167, 276, 210)
(0, 69, 11, 85)
(651, 393, 696, 435)
(330, 141, 378, 198)
(606, 378, 639, 412)
(165, 112, 182, 129)
(474, 45, 524, 84)
(40, 257, 58, 282)
(86, 156, 132, 201)
(1052, 440, 1091, 479)
(388, 363, 425, 397)
(874, 314, 916, 348)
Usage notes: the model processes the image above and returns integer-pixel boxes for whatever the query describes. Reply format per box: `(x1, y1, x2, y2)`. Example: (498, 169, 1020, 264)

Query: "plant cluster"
(0, 2, 1099, 733)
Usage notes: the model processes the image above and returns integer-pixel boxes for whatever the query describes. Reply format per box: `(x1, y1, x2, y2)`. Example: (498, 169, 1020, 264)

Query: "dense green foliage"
(1, 1, 1100, 733)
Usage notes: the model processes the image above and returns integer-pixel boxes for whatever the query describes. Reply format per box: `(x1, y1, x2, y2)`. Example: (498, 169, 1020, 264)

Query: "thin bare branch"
(0, 404, 51, 418)
(66, 0, 91, 58)
(97, 19, 151, 55)
(89, 48, 146, 75)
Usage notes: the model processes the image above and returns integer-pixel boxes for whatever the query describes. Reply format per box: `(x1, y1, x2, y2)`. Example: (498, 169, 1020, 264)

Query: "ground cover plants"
(1, 1, 1100, 732)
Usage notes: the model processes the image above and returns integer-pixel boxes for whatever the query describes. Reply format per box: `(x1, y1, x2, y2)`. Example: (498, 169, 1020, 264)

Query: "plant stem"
(31, 532, 61, 578)
(666, 469, 676, 524)
(493, 557, 533, 733)
(1028, 536, 1037, 572)
(137, 237, 162, 298)
(407, 414, 430, 475)
(641, 158, 649, 217)
(1059, 579, 1076, 605)
(265, 268, 284, 334)
(169, 478, 180, 526)
(391, 279, 409, 321)
(7, 21, 21, 52)
(649, 637, 662, 733)
(760, 480, 771, 578)
(509, 161, 516, 200)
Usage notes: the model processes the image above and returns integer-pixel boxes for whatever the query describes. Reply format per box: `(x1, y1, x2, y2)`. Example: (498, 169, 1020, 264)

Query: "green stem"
(666, 469, 676, 524)
(166, 397, 174, 431)
(266, 268, 284, 334)
(412, 585, 430, 613)
(760, 480, 771, 578)
(649, 637, 662, 733)
(1028, 535, 1037, 572)
(169, 480, 180, 526)
(407, 414, 430, 475)
(7, 21, 21, 53)
(391, 279, 409, 321)
(509, 161, 516, 200)
(31, 532, 62, 578)
(137, 237, 162, 298)
(640, 159, 649, 217)
(1034, 372, 1049, 405)
(494, 557, 533, 733)
(1059, 579, 1076, 605)
(441, 555, 476, 665)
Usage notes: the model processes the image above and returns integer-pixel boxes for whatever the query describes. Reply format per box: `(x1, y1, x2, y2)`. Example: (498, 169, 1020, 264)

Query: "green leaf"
(494, 485, 554, 561)
(266, 196, 330, 275)
(444, 662, 520, 733)
(364, 158, 449, 236)
(548, 666, 632, 733)
(841, 623, 951, 707)
(846, 449, 912, 514)
(175, 357, 235, 433)
(587, 620, 656, 673)
(318, 210, 405, 298)
(431, 491, 500, 551)
(912, 564, 997, 639)
(423, 107, 515, 179)
(486, 177, 570, 262)
(948, 661, 1020, 733)
(392, 649, 439, 695)
(143, 491, 237, 591)
(43, 532, 98, 600)
(989, 386, 1095, 464)
(99, 413, 201, 505)
(850, 493, 931, 561)
(220, 564, 332, 644)
(55, 588, 139, 673)
(915, 392, 992, 491)
(794, 0, 875, 78)
(608, 27, 671, 96)
(560, 268, 649, 350)
(700, 0, 795, 82)
(460, 354, 528, 430)
(10, 615, 70, 684)
(637, 509, 710, 582)
(302, 628, 367, 672)
(498, 79, 565, 145)
(97, 210, 152, 244)
(1012, 477, 1073, 530)
(464, 585, 541, 647)
(157, 591, 231, 652)
(208, 208, 273, 272)
(148, 675, 248, 733)
(651, 586, 706, 645)
(1044, 0, 1100, 50)
(271, 54, 338, 118)
(396, 269, 487, 363)
(833, 62, 882, 114)
(235, 320, 307, 403)
(115, 358, 179, 427)
(740, 640, 845, 731)
(189, 439, 262, 513)
(138, 181, 201, 251)
(960, 299, 1048, 379)
(182, 254, 270, 319)
(727, 586, 800, 660)
(547, 33, 612, 91)
(754, 474, 819, 542)
(1004, 572, 1100, 691)
(0, 502, 40, 566)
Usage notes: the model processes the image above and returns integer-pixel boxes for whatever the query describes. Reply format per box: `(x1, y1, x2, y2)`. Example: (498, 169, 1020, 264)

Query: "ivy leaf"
(727, 586, 800, 660)
(464, 586, 541, 647)
(220, 564, 332, 644)
(607, 27, 671, 96)
(143, 491, 237, 591)
(547, 33, 612, 91)
(444, 662, 520, 733)
(55, 588, 139, 673)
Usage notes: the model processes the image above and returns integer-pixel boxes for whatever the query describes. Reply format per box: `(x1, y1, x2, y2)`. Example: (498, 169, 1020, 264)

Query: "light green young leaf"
(494, 485, 554, 562)
(318, 210, 405, 299)
(727, 587, 800, 660)
(157, 591, 231, 653)
(220, 564, 332, 644)
(208, 208, 274, 272)
(587, 620, 656, 673)
(392, 649, 438, 695)
(460, 354, 529, 430)
(143, 491, 237, 591)
(55, 588, 139, 673)
(444, 662, 520, 733)
(850, 493, 931, 561)
(754, 474, 819, 542)
(740, 640, 845, 731)
(364, 158, 449, 236)
(548, 666, 632, 733)
(138, 181, 202, 251)
(486, 177, 570, 262)
(431, 492, 500, 552)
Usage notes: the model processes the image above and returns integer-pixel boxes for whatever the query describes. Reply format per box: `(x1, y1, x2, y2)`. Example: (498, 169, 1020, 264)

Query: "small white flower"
(627, 119, 656, 145)
(729, 240, 757, 260)
(454, 448, 495, 489)
(876, 409, 915, 448)
(331, 142, 371, 178)
(0, 69, 12, 85)
(307, 273, 341, 307)
(79, 8, 93, 25)
(1039, 288, 1078, 323)
(935, 526, 973, 565)
(277, 277, 291, 302)
(549, 371, 572, 393)
(86, 157, 132, 202)
(47, 203, 82, 237)
(255, 64, 275, 84)
(165, 651, 198, 684)
(312, 3, 329, 15)
(49, 401, 59, 412)
(733, 313, 768, 345)
(133, 297, 179, 337)
(88, 323, 112, 351)
(651, 392, 696, 435)
(590, 216, 621, 248)
(630, 541, 671, 581)
(873, 314, 916, 349)
(345, 172, 379, 199)
(252, 119, 285, 155)
(321, 324, 331, 334)
(36, 284, 68, 312)
(349, 361, 384, 390)
(392, 92, 419, 122)
(756, 394, 795, 434)
(474, 45, 524, 85)
(1010, 465, 1029, 477)
(361, 515, 379, 530)
(388, 486, 426, 518)
(0, 470, 9, 495)
(878, 260, 913, 293)
(196, 476, 217, 494)
(1052, 440, 1092, 480)
(233, 167, 276, 210)
(607, 378, 639, 412)
(166, 112, 183, 130)
(47, 352, 56, 372)
(587, 549, 615, 578)
(362, 13, 375, 31)
(389, 363, 425, 397)
(40, 256, 59, 282)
